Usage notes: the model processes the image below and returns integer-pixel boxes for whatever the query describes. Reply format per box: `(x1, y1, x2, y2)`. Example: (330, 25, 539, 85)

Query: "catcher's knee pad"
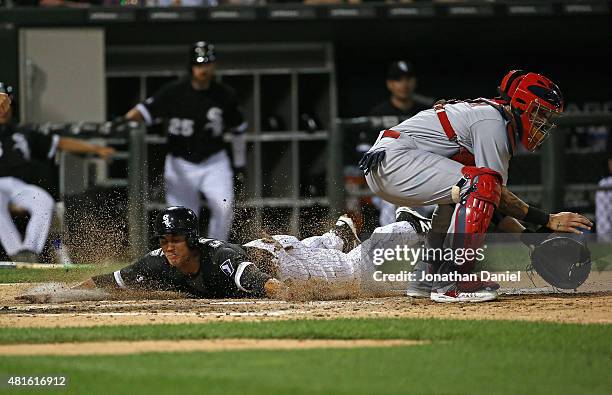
(451, 167, 503, 266)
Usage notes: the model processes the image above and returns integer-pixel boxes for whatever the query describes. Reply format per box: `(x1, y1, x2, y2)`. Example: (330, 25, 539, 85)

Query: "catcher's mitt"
(527, 234, 592, 290)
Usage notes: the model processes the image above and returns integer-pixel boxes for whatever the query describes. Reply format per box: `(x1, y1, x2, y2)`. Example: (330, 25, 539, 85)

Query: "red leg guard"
(451, 166, 503, 272)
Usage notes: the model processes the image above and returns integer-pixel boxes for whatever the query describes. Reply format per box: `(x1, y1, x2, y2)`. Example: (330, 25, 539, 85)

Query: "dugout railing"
(50, 121, 149, 259)
(51, 119, 343, 261)
(45, 112, 612, 261)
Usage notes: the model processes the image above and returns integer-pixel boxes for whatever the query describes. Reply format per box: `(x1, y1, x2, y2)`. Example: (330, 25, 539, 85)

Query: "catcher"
(360, 70, 593, 302)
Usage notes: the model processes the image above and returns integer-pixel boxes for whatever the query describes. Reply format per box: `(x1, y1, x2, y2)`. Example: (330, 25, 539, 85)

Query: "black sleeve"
(237, 265, 273, 297)
(92, 249, 178, 291)
(23, 130, 58, 161)
(139, 82, 176, 123)
(211, 243, 272, 296)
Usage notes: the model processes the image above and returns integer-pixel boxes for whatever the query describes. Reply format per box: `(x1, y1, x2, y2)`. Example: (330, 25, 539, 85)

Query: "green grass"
(2, 343, 610, 395)
(0, 319, 611, 395)
(0, 318, 609, 351)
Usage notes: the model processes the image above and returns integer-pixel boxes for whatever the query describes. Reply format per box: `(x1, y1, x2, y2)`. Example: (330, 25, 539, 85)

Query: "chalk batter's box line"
(0, 262, 95, 270)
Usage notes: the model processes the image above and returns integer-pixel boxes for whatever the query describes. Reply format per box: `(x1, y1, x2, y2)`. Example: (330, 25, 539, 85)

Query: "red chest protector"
(434, 98, 518, 165)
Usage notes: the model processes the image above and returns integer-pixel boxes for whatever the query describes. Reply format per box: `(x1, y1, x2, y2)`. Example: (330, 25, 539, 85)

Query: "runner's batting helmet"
(509, 72, 564, 151)
(190, 41, 216, 66)
(528, 234, 591, 290)
(154, 206, 199, 248)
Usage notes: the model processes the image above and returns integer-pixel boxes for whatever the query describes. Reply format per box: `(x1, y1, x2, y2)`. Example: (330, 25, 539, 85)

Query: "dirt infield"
(0, 339, 427, 356)
(1, 282, 610, 328)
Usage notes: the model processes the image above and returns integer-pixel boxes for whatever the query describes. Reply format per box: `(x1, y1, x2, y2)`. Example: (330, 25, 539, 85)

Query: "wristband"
(524, 206, 550, 226)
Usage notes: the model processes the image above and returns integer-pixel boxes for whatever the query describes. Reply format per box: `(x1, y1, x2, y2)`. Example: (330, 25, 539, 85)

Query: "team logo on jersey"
(162, 214, 172, 227)
(12, 133, 31, 160)
(220, 259, 235, 277)
(205, 107, 224, 137)
(205, 239, 222, 248)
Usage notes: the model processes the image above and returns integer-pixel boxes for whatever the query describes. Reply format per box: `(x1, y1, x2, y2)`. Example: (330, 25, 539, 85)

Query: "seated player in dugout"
(0, 82, 115, 263)
(74, 206, 284, 299)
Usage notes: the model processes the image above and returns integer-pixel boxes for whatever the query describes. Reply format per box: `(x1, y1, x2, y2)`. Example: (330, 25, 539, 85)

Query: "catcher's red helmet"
(509, 72, 564, 151)
(497, 69, 528, 103)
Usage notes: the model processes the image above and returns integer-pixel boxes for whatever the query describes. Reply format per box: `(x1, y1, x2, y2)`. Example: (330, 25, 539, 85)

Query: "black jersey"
(138, 78, 244, 164)
(92, 238, 272, 298)
(369, 98, 431, 129)
(0, 124, 59, 180)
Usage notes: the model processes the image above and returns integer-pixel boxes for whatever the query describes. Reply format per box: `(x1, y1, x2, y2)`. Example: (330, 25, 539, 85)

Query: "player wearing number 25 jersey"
(126, 41, 247, 242)
(139, 76, 243, 164)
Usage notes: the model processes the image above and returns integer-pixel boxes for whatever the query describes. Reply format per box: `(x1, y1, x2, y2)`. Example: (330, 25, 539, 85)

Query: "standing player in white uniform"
(359, 70, 592, 302)
(0, 82, 115, 262)
(126, 41, 247, 241)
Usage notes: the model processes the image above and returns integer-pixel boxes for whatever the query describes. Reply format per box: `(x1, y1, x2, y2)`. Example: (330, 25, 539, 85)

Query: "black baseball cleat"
(334, 214, 361, 253)
(395, 207, 432, 234)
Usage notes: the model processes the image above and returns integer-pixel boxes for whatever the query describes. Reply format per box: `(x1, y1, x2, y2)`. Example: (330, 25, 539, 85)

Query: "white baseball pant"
(0, 177, 55, 256)
(244, 220, 420, 283)
(164, 150, 234, 241)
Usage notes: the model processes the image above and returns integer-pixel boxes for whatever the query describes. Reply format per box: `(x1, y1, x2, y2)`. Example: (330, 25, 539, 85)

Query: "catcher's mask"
(509, 72, 564, 151)
(497, 69, 528, 103)
(528, 234, 591, 290)
(153, 206, 199, 248)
